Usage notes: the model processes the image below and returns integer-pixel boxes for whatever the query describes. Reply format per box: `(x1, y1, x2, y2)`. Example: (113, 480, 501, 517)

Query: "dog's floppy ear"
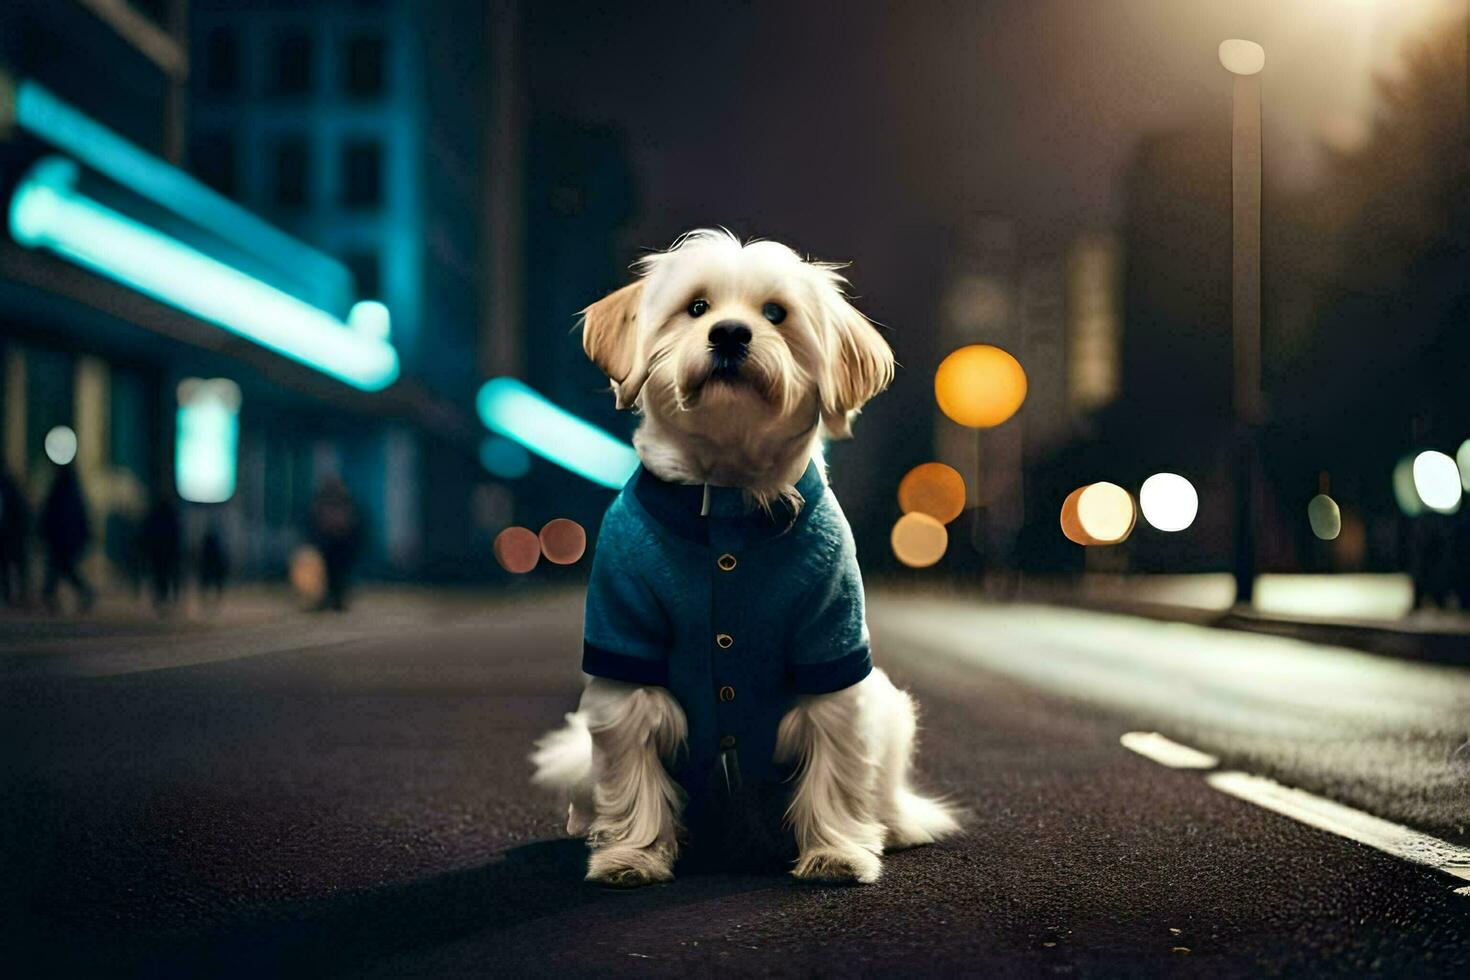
(581, 280, 648, 410)
(819, 295, 895, 439)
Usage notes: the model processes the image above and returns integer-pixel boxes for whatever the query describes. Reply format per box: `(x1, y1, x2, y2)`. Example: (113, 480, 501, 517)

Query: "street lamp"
(1220, 39, 1264, 607)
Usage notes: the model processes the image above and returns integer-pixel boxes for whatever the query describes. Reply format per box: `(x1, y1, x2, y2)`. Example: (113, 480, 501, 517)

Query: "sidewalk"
(1013, 573, 1470, 666)
(6, 577, 1467, 668)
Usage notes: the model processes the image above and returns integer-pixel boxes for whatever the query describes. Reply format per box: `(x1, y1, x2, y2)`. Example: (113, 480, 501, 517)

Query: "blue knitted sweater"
(581, 459, 873, 801)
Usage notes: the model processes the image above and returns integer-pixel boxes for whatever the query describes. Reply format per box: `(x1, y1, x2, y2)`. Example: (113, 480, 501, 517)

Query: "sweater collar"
(630, 459, 825, 546)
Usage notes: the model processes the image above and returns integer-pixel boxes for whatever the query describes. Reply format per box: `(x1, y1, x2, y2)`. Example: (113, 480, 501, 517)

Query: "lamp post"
(1220, 39, 1265, 608)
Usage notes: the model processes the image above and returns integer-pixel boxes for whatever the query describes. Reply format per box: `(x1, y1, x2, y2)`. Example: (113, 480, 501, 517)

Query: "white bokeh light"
(1138, 473, 1198, 532)
(1413, 450, 1461, 513)
(1077, 482, 1135, 544)
(1218, 39, 1265, 76)
(1307, 494, 1342, 541)
(44, 425, 77, 465)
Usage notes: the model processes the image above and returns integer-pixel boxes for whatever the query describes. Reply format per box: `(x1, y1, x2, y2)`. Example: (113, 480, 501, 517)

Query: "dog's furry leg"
(578, 678, 686, 887)
(776, 675, 886, 884)
(869, 670, 963, 849)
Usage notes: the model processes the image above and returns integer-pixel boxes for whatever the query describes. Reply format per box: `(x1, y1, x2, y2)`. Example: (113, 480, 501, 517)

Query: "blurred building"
(516, 117, 636, 541)
(0, 0, 498, 588)
(932, 215, 1086, 573)
(1063, 233, 1120, 420)
(188, 0, 496, 579)
(1041, 126, 1238, 574)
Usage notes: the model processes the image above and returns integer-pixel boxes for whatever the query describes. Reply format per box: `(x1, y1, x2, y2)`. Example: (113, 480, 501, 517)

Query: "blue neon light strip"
(476, 378, 639, 488)
(14, 80, 353, 312)
(11, 158, 399, 391)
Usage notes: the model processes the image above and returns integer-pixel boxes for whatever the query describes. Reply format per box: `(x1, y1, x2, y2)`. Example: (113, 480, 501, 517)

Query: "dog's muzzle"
(707, 320, 751, 379)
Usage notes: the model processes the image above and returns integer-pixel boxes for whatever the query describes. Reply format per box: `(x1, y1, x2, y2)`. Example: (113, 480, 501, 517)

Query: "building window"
(269, 32, 313, 98)
(190, 133, 237, 197)
(340, 140, 383, 209)
(344, 35, 386, 98)
(342, 250, 381, 299)
(204, 28, 240, 95)
(272, 136, 310, 208)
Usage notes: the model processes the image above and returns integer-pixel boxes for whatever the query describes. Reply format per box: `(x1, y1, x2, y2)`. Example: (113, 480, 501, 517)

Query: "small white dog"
(532, 229, 960, 886)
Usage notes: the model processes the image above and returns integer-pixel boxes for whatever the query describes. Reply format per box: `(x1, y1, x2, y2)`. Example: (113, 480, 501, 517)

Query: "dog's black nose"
(708, 321, 752, 360)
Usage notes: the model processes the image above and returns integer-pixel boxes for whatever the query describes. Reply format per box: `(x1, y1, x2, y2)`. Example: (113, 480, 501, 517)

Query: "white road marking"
(1206, 770, 1470, 885)
(1120, 729, 1470, 892)
(1120, 731, 1220, 769)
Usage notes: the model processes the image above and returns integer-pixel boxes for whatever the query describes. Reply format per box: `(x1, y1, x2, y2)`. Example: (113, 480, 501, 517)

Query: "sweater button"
(715, 633, 734, 650)
(720, 734, 737, 749)
(717, 553, 737, 571)
(718, 685, 736, 703)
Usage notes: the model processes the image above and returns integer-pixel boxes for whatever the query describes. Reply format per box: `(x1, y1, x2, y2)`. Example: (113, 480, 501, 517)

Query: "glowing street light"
(1218, 39, 1266, 76)
(1138, 473, 1199, 532)
(539, 518, 588, 565)
(1412, 450, 1461, 514)
(891, 511, 949, 568)
(44, 425, 77, 466)
(1307, 494, 1342, 541)
(1060, 482, 1136, 546)
(898, 462, 967, 524)
(494, 526, 541, 574)
(934, 344, 1027, 428)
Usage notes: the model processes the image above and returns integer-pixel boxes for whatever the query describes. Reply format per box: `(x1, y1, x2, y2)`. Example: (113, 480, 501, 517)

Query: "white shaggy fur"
(533, 678, 688, 886)
(533, 230, 960, 885)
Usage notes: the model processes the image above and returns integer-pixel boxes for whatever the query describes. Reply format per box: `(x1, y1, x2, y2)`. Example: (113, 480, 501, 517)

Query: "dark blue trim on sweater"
(631, 459, 826, 546)
(789, 645, 873, 695)
(583, 642, 668, 686)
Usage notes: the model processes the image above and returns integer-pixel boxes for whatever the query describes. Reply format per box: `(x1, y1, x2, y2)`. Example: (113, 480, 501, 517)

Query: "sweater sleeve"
(787, 517, 872, 695)
(581, 505, 671, 686)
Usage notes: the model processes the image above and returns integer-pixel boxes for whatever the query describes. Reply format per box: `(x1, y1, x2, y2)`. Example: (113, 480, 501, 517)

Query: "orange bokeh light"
(539, 518, 588, 564)
(1060, 482, 1136, 546)
(891, 512, 948, 568)
(495, 526, 541, 573)
(1059, 486, 1091, 545)
(934, 344, 1027, 428)
(898, 462, 967, 524)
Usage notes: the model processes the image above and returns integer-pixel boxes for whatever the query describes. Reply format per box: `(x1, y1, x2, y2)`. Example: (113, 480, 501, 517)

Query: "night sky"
(526, 0, 1457, 265)
(522, 0, 1460, 539)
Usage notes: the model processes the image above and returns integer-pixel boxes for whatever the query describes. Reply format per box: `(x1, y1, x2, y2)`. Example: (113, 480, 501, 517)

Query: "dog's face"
(583, 230, 894, 442)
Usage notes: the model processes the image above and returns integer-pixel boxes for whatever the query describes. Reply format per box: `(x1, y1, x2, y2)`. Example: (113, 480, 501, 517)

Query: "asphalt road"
(3, 587, 1468, 977)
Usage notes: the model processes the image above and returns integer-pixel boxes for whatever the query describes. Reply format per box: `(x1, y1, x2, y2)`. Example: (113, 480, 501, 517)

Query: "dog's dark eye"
(762, 302, 787, 325)
(687, 298, 710, 318)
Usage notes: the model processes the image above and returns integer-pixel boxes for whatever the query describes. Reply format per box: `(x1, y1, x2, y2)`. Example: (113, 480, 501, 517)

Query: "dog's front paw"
(792, 846, 881, 884)
(586, 845, 674, 888)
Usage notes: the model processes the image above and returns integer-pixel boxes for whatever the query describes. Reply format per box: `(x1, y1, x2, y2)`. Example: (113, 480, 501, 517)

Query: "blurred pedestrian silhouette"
(141, 491, 182, 613)
(0, 467, 31, 605)
(40, 465, 94, 613)
(310, 476, 361, 612)
(199, 525, 229, 605)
